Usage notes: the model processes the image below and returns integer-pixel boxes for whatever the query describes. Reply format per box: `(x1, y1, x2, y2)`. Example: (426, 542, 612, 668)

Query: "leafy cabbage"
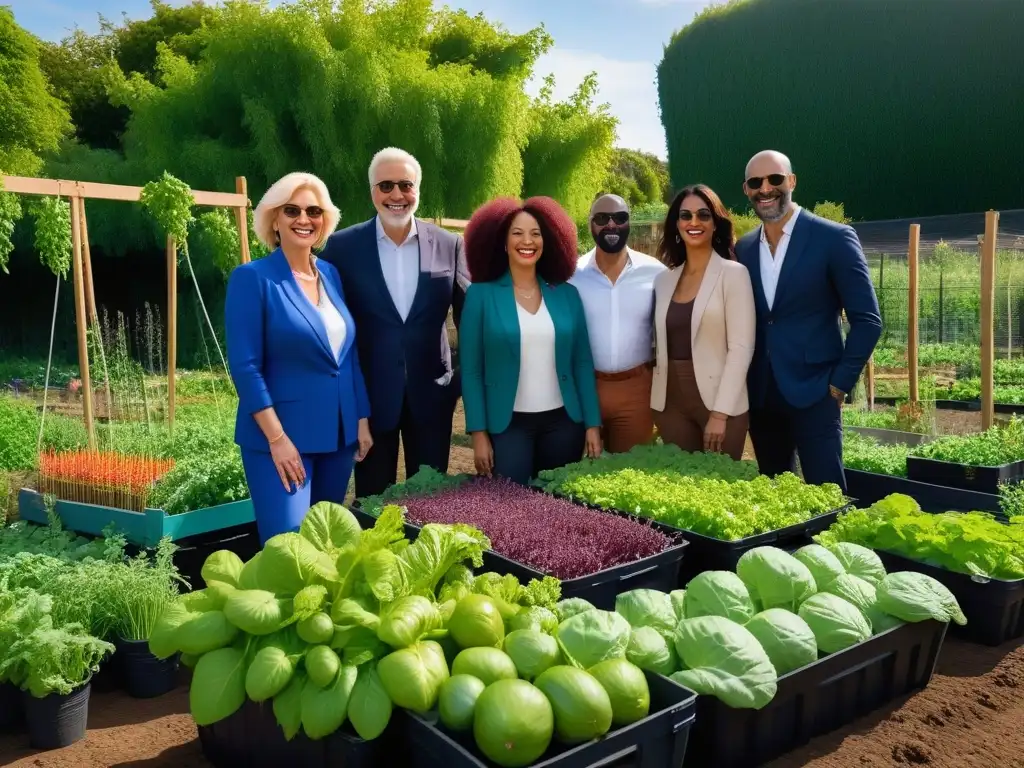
(299, 502, 362, 555)
(615, 589, 677, 636)
(876, 571, 968, 625)
(744, 609, 817, 675)
(683, 571, 756, 623)
(798, 593, 872, 653)
(793, 544, 846, 590)
(556, 609, 631, 669)
(626, 626, 678, 676)
(736, 547, 817, 612)
(826, 542, 887, 587)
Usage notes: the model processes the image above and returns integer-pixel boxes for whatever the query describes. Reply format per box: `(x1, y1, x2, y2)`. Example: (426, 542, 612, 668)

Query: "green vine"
(140, 171, 195, 246)
(32, 196, 72, 279)
(193, 208, 239, 278)
(0, 179, 24, 274)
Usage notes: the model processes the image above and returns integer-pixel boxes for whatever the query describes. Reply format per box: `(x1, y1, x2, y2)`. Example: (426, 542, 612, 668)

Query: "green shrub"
(0, 395, 38, 471)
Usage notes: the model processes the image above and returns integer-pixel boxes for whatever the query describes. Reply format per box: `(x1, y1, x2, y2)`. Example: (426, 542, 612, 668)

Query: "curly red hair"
(463, 196, 579, 284)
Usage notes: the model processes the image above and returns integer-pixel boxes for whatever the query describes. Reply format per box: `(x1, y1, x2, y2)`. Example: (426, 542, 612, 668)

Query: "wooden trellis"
(1, 174, 251, 448)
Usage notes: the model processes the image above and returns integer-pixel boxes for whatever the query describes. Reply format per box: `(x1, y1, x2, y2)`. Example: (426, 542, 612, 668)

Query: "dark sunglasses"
(746, 174, 787, 190)
(282, 204, 324, 219)
(679, 209, 713, 222)
(375, 180, 416, 194)
(592, 211, 629, 226)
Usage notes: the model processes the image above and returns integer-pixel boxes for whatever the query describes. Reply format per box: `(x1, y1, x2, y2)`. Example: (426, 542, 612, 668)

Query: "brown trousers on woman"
(654, 360, 749, 461)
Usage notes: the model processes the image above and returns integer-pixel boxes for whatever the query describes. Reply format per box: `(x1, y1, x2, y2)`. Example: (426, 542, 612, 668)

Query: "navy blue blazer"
(320, 218, 466, 433)
(737, 209, 882, 410)
(225, 249, 370, 454)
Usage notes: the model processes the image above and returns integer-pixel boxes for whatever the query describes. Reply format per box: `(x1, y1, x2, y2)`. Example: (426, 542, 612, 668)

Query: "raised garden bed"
(870, 396, 1024, 415)
(844, 468, 1004, 515)
(905, 455, 1024, 494)
(683, 619, 949, 768)
(844, 425, 933, 446)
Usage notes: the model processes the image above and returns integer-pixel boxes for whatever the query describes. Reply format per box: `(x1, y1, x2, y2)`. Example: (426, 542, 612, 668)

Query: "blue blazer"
(460, 274, 602, 435)
(225, 249, 370, 454)
(737, 210, 882, 410)
(320, 218, 466, 433)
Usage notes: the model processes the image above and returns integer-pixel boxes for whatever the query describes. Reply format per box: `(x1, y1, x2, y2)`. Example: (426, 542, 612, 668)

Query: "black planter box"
(683, 619, 949, 768)
(906, 455, 1024, 495)
(870, 397, 1024, 415)
(401, 670, 697, 768)
(844, 468, 1004, 515)
(844, 426, 933, 446)
(875, 550, 1024, 646)
(350, 502, 687, 612)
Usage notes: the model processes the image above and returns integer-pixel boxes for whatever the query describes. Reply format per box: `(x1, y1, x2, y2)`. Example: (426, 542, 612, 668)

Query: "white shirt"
(376, 216, 420, 321)
(316, 281, 348, 361)
(569, 248, 667, 373)
(513, 300, 564, 413)
(758, 206, 801, 310)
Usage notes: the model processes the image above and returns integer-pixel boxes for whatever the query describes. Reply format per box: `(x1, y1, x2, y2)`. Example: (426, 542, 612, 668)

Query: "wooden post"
(865, 355, 875, 408)
(234, 176, 251, 264)
(167, 235, 178, 433)
(908, 224, 920, 403)
(70, 195, 96, 449)
(78, 197, 98, 323)
(980, 210, 999, 430)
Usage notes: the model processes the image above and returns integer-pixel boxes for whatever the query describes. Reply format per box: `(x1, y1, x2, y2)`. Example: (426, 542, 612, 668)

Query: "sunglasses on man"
(592, 212, 629, 226)
(746, 174, 788, 190)
(282, 204, 324, 219)
(375, 180, 416, 194)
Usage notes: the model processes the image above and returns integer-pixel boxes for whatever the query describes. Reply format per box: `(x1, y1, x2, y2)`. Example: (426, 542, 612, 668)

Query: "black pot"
(115, 637, 179, 699)
(23, 678, 91, 750)
(0, 681, 24, 731)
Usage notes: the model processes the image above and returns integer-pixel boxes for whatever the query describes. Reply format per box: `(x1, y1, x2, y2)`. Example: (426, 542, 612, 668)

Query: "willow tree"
(658, 0, 1024, 219)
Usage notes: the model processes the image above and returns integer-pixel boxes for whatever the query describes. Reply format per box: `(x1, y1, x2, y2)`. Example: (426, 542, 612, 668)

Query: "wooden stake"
(78, 197, 98, 324)
(235, 176, 251, 264)
(167, 235, 178, 433)
(70, 195, 96, 449)
(865, 355, 875, 408)
(980, 210, 999, 430)
(908, 224, 920, 403)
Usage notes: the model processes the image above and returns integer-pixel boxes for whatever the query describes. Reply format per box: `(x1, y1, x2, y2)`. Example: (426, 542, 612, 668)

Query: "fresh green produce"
(793, 544, 847, 590)
(876, 572, 968, 625)
(534, 666, 614, 745)
(911, 415, 1024, 467)
(682, 571, 756, 624)
(451, 647, 518, 686)
(798, 594, 872, 653)
(507, 606, 558, 634)
(614, 589, 677, 636)
(816, 494, 1024, 580)
(449, 594, 505, 649)
(347, 665, 392, 740)
(555, 598, 596, 622)
(555, 609, 631, 669)
(842, 432, 911, 477)
(587, 658, 651, 726)
(625, 626, 678, 676)
(736, 547, 818, 612)
(743, 609, 818, 676)
(305, 645, 342, 688)
(438, 674, 486, 732)
(503, 630, 562, 680)
(827, 542, 887, 586)
(473, 679, 554, 767)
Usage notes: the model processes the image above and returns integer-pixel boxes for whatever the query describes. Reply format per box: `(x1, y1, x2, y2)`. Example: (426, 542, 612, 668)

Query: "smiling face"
(743, 153, 796, 223)
(506, 211, 543, 271)
(371, 159, 419, 228)
(590, 194, 630, 254)
(676, 193, 715, 250)
(274, 187, 324, 251)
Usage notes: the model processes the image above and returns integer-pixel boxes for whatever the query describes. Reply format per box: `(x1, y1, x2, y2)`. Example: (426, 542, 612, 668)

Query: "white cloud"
(526, 48, 666, 160)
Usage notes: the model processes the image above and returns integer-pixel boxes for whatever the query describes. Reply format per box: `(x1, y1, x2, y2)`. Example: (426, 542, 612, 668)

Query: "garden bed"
(871, 396, 1024, 414)
(906, 455, 1024, 494)
(844, 468, 1004, 514)
(845, 425, 933, 446)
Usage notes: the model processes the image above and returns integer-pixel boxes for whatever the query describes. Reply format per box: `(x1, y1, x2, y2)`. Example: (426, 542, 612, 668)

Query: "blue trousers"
(241, 446, 356, 544)
(490, 407, 585, 486)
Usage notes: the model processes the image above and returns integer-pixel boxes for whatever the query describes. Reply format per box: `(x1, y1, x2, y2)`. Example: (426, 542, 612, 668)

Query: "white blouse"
(316, 280, 347, 361)
(513, 300, 564, 413)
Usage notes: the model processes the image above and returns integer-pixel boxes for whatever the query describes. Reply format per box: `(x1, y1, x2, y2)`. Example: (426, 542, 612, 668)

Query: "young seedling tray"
(875, 550, 1024, 646)
(197, 697, 397, 768)
(905, 455, 1024, 495)
(401, 669, 697, 768)
(844, 468, 1004, 515)
(17, 487, 255, 548)
(349, 499, 688, 612)
(682, 618, 949, 768)
(844, 425, 934, 447)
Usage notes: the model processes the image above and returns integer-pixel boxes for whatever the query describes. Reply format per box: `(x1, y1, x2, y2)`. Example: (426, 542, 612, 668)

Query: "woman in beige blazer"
(651, 184, 755, 460)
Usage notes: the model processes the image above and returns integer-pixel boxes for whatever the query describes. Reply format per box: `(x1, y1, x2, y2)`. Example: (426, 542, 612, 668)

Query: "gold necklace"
(514, 283, 537, 299)
(292, 259, 318, 283)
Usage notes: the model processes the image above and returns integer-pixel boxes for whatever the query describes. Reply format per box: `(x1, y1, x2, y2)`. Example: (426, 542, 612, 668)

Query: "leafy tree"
(602, 148, 670, 208)
(426, 8, 553, 79)
(0, 8, 71, 175)
(113, 0, 218, 81)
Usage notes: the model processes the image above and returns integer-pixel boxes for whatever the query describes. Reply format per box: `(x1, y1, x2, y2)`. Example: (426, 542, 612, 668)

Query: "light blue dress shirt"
(375, 215, 420, 321)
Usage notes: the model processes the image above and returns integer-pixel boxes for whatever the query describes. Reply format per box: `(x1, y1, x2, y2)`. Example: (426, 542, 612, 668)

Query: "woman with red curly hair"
(459, 196, 603, 484)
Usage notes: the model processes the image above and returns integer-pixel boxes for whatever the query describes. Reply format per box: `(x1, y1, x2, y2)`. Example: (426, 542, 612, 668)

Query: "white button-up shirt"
(569, 247, 667, 374)
(758, 205, 801, 310)
(376, 215, 420, 321)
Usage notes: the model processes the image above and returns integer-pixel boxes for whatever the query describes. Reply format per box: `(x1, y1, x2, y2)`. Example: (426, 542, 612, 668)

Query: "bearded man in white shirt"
(569, 194, 667, 453)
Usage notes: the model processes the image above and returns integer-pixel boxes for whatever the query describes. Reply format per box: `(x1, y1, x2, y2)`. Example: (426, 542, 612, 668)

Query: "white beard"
(379, 198, 419, 228)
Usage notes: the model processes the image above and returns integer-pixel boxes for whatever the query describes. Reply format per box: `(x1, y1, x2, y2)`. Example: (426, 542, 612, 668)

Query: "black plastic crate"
(682, 618, 948, 768)
(401, 670, 696, 768)
(172, 522, 262, 592)
(197, 697, 396, 768)
(906, 455, 1024, 494)
(350, 504, 687, 611)
(876, 550, 1024, 646)
(844, 468, 1004, 515)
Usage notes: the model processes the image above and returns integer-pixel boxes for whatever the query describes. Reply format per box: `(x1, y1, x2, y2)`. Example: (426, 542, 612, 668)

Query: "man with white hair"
(321, 147, 470, 497)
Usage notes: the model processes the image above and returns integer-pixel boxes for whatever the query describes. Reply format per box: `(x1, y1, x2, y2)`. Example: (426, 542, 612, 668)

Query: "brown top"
(666, 299, 694, 360)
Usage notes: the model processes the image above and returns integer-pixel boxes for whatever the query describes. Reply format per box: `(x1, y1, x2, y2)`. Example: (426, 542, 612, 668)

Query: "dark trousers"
(491, 407, 585, 486)
(354, 390, 454, 498)
(749, 367, 846, 492)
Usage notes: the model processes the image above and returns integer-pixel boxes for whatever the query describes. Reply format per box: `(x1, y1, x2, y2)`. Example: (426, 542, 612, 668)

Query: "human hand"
(585, 427, 603, 458)
(472, 432, 494, 477)
(356, 418, 373, 462)
(829, 384, 846, 404)
(270, 434, 305, 491)
(704, 413, 727, 453)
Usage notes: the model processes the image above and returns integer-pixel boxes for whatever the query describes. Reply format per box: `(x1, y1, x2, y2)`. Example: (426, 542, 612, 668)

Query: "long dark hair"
(657, 184, 736, 268)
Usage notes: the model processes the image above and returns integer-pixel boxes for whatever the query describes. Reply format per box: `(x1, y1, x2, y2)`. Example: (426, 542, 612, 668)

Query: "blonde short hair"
(368, 147, 422, 188)
(253, 172, 341, 251)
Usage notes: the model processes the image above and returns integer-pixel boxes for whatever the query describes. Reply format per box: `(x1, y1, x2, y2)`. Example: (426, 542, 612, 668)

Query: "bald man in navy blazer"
(321, 147, 470, 497)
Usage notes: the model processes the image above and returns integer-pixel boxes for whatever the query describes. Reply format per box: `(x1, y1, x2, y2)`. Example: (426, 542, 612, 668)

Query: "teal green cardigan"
(460, 273, 602, 435)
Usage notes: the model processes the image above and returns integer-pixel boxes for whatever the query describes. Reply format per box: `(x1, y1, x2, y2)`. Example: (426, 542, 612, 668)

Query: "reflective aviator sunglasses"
(282, 204, 324, 219)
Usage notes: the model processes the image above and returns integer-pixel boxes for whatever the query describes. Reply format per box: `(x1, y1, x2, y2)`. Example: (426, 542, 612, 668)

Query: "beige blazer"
(651, 252, 756, 416)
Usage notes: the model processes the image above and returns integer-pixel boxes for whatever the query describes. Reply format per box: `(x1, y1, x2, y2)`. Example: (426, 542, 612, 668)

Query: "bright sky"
(10, 0, 720, 159)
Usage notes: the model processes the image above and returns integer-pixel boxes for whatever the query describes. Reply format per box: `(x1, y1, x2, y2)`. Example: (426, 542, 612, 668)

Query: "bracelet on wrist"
(269, 430, 285, 444)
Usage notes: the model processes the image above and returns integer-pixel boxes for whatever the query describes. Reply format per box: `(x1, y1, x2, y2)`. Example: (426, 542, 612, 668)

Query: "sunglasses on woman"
(679, 209, 713, 222)
(746, 174, 787, 190)
(282, 204, 324, 219)
(592, 211, 629, 226)
(375, 180, 416, 193)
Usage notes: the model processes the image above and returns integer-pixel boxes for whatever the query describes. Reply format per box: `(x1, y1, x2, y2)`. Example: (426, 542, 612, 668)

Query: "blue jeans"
(491, 407, 585, 486)
(241, 446, 356, 544)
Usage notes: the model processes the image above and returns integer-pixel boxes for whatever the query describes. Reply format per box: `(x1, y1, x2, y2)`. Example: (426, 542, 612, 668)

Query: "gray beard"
(754, 190, 793, 222)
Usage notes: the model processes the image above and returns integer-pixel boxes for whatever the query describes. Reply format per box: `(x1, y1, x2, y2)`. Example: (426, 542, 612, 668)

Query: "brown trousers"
(654, 360, 749, 461)
(595, 364, 655, 454)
